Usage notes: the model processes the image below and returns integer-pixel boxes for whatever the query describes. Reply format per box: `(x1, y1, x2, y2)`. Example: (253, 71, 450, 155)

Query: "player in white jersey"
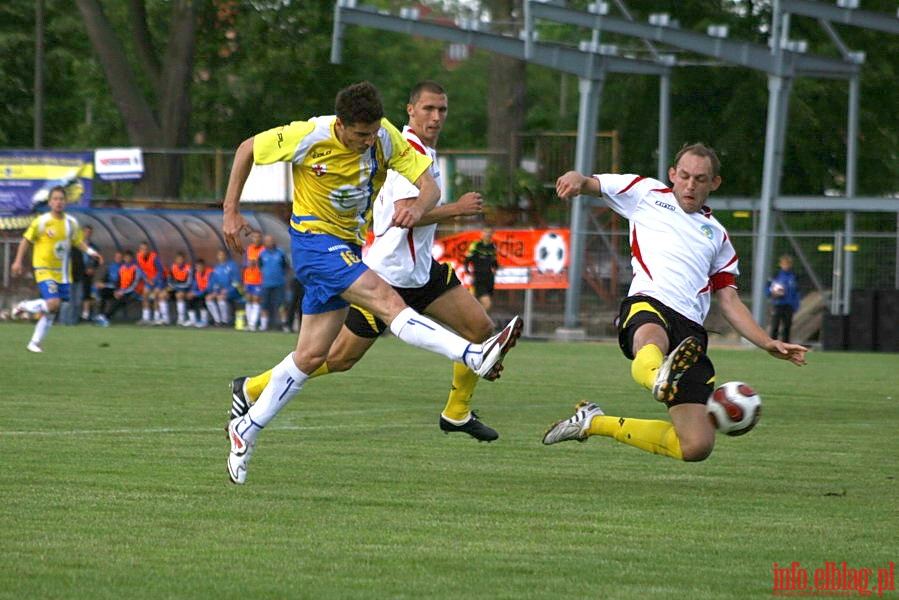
(543, 143, 808, 461)
(221, 82, 522, 484)
(229, 81, 502, 442)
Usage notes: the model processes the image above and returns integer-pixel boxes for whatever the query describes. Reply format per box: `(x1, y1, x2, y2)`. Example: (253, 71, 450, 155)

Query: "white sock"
(187, 309, 197, 323)
(32, 313, 55, 344)
(236, 353, 308, 443)
(199, 308, 209, 323)
(389, 307, 473, 365)
(20, 298, 48, 314)
(176, 301, 186, 321)
(160, 301, 170, 322)
(142, 308, 151, 321)
(206, 299, 221, 323)
(218, 299, 230, 323)
(260, 315, 269, 331)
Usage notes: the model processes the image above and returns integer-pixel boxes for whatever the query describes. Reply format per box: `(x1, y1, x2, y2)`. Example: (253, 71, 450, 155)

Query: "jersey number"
(340, 250, 360, 267)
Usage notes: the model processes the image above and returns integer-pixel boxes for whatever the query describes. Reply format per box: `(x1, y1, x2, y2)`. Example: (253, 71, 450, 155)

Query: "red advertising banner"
(433, 229, 570, 290)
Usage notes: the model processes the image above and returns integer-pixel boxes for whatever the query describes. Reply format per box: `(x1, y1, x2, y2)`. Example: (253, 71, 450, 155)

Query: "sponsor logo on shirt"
(654, 200, 676, 211)
(311, 164, 328, 177)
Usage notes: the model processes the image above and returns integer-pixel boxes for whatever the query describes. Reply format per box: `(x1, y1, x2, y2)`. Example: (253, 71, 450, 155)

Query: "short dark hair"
(335, 81, 384, 125)
(48, 185, 67, 199)
(674, 143, 721, 177)
(409, 80, 446, 104)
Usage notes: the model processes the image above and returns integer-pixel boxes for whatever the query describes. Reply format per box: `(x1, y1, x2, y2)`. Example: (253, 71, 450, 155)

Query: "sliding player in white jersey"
(543, 143, 807, 461)
(223, 82, 522, 484)
(230, 81, 504, 442)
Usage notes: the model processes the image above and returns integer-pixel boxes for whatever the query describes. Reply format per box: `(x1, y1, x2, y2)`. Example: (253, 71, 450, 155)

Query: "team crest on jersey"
(329, 185, 366, 212)
(700, 224, 714, 239)
(46, 227, 56, 239)
(311, 164, 328, 177)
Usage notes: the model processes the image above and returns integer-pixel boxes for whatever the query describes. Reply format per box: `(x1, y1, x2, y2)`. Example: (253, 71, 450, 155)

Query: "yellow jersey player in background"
(12, 185, 103, 352)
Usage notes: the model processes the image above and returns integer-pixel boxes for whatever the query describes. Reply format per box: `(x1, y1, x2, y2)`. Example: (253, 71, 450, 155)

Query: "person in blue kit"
(209, 249, 242, 326)
(259, 234, 289, 332)
(767, 254, 801, 343)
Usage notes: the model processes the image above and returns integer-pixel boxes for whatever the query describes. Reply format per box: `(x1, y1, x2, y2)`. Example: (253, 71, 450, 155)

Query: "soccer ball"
(769, 281, 785, 297)
(706, 381, 762, 436)
(534, 231, 567, 274)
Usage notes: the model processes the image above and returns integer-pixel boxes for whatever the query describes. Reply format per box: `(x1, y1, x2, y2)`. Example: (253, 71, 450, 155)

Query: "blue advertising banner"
(0, 150, 93, 216)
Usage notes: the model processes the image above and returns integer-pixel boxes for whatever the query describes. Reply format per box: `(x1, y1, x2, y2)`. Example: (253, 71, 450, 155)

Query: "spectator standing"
(464, 225, 499, 313)
(242, 231, 264, 331)
(767, 254, 801, 343)
(259, 235, 289, 331)
(80, 225, 100, 322)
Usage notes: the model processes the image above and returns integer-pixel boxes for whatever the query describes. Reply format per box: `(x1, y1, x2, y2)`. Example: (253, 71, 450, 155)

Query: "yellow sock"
(588, 415, 684, 460)
(442, 362, 479, 421)
(631, 344, 664, 391)
(245, 363, 329, 404)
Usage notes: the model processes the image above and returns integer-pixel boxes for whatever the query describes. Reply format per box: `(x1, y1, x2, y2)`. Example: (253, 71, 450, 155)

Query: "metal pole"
(330, 2, 344, 64)
(562, 77, 603, 333)
(33, 0, 44, 149)
(657, 73, 670, 182)
(842, 75, 860, 313)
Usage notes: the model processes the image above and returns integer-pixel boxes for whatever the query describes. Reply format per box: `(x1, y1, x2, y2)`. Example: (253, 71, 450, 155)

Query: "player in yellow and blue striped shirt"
(12, 186, 103, 352)
(221, 81, 522, 484)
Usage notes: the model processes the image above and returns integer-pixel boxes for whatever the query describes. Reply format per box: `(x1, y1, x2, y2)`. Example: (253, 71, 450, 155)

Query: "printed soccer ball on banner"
(706, 381, 762, 436)
(534, 231, 567, 274)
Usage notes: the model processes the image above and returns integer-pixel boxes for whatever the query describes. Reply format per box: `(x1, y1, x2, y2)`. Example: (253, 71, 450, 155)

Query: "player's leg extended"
(343, 270, 521, 380)
(583, 346, 715, 461)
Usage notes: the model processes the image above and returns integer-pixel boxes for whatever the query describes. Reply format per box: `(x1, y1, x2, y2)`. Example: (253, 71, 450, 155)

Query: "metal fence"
(487, 230, 899, 342)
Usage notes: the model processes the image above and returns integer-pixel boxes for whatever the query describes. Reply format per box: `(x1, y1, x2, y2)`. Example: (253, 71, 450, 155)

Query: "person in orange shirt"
(166, 252, 194, 325)
(94, 249, 144, 325)
(136, 241, 165, 325)
(242, 231, 264, 331)
(185, 257, 213, 327)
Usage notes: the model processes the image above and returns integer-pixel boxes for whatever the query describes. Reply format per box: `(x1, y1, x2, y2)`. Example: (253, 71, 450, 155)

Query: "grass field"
(1, 322, 896, 599)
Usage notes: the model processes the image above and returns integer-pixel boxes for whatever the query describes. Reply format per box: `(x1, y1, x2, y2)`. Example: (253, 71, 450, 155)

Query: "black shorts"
(344, 260, 461, 338)
(471, 274, 494, 298)
(616, 295, 708, 360)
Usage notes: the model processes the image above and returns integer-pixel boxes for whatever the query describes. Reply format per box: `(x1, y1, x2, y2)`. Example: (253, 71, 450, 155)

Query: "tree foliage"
(0, 0, 896, 203)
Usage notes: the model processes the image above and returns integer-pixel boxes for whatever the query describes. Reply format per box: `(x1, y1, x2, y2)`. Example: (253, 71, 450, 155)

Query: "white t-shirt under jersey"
(596, 173, 739, 325)
(364, 126, 444, 288)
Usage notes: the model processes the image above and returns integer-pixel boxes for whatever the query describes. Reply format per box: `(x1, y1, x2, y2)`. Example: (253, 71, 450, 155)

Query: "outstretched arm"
(555, 171, 600, 199)
(399, 191, 484, 227)
(716, 286, 808, 366)
(222, 137, 256, 254)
